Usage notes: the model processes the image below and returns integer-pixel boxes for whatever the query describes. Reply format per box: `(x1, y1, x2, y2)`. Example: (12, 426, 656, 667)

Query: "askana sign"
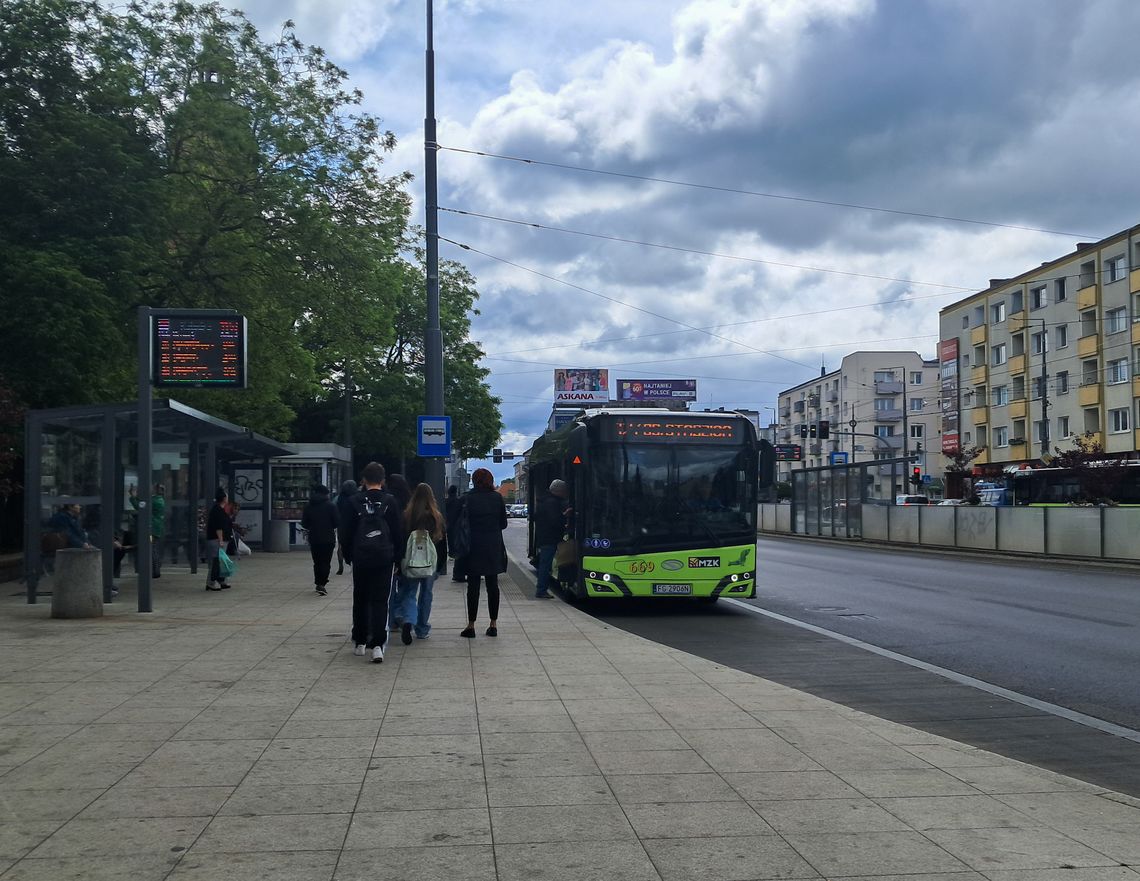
(554, 368, 609, 404)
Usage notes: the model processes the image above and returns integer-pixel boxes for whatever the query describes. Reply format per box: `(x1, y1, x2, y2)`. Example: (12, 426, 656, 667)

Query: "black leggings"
(466, 573, 500, 621)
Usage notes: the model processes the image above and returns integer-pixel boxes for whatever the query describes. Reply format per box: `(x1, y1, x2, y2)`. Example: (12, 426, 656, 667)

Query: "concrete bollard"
(51, 548, 104, 618)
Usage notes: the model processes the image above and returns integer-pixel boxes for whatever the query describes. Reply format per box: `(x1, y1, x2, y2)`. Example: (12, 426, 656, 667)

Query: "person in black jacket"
(341, 462, 404, 663)
(444, 485, 465, 582)
(460, 468, 508, 638)
(205, 488, 234, 591)
(334, 479, 357, 576)
(301, 484, 339, 596)
(533, 479, 570, 599)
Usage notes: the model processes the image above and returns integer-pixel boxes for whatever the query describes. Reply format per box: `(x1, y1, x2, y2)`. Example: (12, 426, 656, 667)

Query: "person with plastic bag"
(205, 487, 235, 591)
(394, 483, 444, 644)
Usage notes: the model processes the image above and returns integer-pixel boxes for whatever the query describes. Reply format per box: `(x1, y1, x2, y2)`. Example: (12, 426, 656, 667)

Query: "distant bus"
(1007, 464, 1140, 505)
(527, 409, 758, 601)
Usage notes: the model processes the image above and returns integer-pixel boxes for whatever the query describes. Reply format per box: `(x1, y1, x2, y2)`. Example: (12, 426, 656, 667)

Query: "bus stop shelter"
(23, 399, 293, 611)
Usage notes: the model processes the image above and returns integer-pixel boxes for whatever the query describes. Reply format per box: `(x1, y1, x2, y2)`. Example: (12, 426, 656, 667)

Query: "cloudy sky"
(235, 0, 1140, 479)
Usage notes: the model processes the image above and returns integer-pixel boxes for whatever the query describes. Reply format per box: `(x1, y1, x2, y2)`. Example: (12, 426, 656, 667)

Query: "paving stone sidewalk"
(1, 546, 1138, 880)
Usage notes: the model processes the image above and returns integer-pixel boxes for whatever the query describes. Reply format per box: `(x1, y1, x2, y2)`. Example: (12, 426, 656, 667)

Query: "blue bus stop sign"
(417, 415, 451, 458)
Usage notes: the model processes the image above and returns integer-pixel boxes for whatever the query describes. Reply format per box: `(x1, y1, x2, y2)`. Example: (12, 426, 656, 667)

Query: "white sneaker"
(353, 644, 366, 657)
(371, 646, 384, 664)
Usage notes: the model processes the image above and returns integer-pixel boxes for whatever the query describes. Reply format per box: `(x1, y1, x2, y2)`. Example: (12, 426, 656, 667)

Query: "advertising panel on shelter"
(939, 338, 960, 453)
(617, 379, 697, 402)
(554, 368, 610, 404)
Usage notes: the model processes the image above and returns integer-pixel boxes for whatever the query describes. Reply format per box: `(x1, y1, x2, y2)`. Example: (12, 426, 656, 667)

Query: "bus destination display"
(605, 417, 741, 444)
(153, 313, 247, 388)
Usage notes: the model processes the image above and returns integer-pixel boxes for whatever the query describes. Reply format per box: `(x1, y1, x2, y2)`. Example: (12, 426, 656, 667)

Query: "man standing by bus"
(533, 479, 569, 599)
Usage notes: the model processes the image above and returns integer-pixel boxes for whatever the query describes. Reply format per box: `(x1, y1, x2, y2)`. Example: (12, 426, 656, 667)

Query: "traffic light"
(798, 424, 808, 439)
(809, 423, 817, 439)
(492, 448, 502, 463)
(818, 420, 830, 440)
(910, 466, 922, 487)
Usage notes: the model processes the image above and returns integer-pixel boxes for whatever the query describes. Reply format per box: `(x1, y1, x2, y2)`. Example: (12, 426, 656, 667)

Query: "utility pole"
(423, 0, 445, 501)
(1037, 318, 1049, 458)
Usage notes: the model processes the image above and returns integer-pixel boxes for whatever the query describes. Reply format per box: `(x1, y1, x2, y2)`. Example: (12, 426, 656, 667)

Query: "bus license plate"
(652, 583, 692, 595)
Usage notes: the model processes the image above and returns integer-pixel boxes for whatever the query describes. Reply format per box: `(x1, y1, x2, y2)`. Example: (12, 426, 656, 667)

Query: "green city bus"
(527, 409, 758, 601)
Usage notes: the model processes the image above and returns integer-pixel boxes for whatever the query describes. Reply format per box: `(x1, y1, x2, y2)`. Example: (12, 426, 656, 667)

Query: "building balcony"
(827, 391, 838, 402)
(1134, 376, 1140, 398)
(779, 407, 791, 418)
(1077, 334, 1100, 359)
(970, 365, 988, 385)
(873, 380, 903, 394)
(1009, 399, 1027, 419)
(1077, 284, 1098, 310)
(873, 409, 903, 422)
(877, 435, 904, 450)
(1007, 353, 1026, 375)
(809, 444, 822, 455)
(970, 325, 987, 346)
(1132, 322, 1140, 346)
(1081, 430, 1104, 448)
(1009, 440, 1029, 459)
(1078, 383, 1100, 407)
(793, 401, 805, 413)
(1132, 268, 1140, 293)
(974, 448, 989, 466)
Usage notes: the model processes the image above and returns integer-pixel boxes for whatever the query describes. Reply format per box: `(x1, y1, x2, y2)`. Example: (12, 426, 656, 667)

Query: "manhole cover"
(808, 605, 848, 612)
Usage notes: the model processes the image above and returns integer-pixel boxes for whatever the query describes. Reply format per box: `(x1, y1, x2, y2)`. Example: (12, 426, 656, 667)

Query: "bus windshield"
(588, 443, 756, 552)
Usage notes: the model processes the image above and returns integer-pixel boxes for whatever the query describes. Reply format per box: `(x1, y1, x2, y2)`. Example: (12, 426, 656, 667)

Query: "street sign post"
(416, 415, 451, 458)
(828, 451, 849, 465)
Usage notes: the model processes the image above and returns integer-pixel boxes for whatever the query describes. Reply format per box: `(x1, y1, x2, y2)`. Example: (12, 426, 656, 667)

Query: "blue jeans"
(536, 543, 556, 596)
(397, 574, 435, 637)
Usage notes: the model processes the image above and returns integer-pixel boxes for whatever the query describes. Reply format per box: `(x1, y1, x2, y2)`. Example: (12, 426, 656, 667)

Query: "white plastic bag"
(236, 537, 252, 556)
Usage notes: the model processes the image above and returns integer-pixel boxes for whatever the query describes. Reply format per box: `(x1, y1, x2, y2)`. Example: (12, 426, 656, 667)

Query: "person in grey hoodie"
(301, 484, 339, 596)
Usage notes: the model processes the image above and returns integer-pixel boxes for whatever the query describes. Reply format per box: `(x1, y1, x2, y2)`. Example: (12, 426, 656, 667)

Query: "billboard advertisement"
(554, 368, 610, 404)
(939, 338, 960, 453)
(617, 379, 698, 402)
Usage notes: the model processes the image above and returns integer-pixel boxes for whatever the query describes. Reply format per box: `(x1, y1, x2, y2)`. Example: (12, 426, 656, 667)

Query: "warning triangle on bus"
(571, 455, 582, 464)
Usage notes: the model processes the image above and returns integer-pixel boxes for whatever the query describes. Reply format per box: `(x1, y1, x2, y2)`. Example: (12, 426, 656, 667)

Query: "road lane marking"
(723, 597, 1140, 745)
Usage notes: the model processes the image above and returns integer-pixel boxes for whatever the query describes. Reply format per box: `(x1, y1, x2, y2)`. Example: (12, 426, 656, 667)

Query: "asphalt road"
(503, 523, 1140, 795)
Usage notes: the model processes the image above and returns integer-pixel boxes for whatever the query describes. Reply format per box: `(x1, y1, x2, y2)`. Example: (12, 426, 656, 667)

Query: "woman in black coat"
(460, 468, 508, 638)
(301, 484, 339, 596)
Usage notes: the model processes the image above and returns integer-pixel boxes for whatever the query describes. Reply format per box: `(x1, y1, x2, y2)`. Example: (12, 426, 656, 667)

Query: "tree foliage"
(943, 444, 984, 475)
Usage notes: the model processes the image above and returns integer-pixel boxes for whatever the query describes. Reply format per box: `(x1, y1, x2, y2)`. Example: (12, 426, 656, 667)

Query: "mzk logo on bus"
(688, 556, 721, 568)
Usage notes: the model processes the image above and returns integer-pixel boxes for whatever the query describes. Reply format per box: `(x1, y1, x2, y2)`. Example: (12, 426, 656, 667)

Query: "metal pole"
(423, 0, 445, 503)
(136, 306, 153, 612)
(101, 412, 115, 603)
(1039, 318, 1049, 458)
(24, 412, 41, 603)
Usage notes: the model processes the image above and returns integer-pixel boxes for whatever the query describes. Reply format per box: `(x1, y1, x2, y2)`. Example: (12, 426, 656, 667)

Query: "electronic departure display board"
(152, 311, 247, 388)
(603, 416, 742, 444)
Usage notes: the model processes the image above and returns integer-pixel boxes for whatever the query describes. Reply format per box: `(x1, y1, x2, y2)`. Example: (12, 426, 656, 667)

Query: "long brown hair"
(404, 483, 444, 540)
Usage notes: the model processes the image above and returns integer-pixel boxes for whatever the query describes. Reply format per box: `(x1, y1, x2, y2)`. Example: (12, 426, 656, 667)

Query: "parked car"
(936, 498, 964, 506)
(895, 495, 932, 506)
(507, 504, 528, 518)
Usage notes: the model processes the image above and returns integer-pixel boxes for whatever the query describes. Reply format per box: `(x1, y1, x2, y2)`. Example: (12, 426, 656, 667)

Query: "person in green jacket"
(130, 483, 166, 578)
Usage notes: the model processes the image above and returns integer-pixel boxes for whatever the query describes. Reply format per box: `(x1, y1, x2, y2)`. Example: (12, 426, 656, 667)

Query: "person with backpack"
(395, 483, 445, 644)
(459, 468, 508, 638)
(301, 484, 339, 596)
(385, 474, 413, 632)
(341, 462, 404, 663)
(334, 479, 357, 576)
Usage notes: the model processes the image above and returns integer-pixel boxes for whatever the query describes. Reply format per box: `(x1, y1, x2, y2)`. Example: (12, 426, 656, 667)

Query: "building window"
(1012, 420, 1025, 442)
(990, 302, 1006, 324)
(964, 431, 972, 444)
(910, 371, 922, 385)
(994, 426, 1009, 447)
(1107, 254, 1127, 283)
(1055, 324, 1068, 348)
(874, 397, 893, 411)
(1031, 331, 1048, 354)
(1056, 371, 1069, 394)
(1057, 415, 1069, 439)
(1106, 307, 1127, 334)
(874, 425, 894, 438)
(1011, 333, 1025, 356)
(991, 343, 1007, 366)
(992, 385, 1009, 406)
(1034, 420, 1047, 444)
(1110, 407, 1130, 433)
(1080, 310, 1097, 338)
(1079, 260, 1096, 288)
(1108, 358, 1129, 384)
(1055, 276, 1067, 301)
(909, 397, 924, 411)
(873, 370, 895, 383)
(1032, 376, 1045, 400)
(973, 345, 986, 366)
(972, 305, 985, 327)
(1082, 360, 1099, 386)
(1030, 285, 1048, 309)
(910, 424, 924, 439)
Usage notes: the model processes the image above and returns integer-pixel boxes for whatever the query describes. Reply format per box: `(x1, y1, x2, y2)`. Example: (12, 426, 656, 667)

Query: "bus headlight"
(602, 573, 611, 582)
(730, 574, 738, 582)
(588, 571, 597, 579)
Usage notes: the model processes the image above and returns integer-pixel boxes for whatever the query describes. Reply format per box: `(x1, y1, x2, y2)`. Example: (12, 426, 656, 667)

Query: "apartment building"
(776, 351, 940, 494)
(937, 223, 1140, 474)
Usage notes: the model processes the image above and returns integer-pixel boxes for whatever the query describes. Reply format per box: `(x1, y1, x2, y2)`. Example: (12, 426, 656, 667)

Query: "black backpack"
(353, 493, 393, 564)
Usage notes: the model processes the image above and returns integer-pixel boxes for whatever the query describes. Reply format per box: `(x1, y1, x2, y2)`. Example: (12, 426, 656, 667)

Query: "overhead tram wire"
(439, 236, 818, 370)
(438, 146, 1103, 240)
(442, 207, 976, 292)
